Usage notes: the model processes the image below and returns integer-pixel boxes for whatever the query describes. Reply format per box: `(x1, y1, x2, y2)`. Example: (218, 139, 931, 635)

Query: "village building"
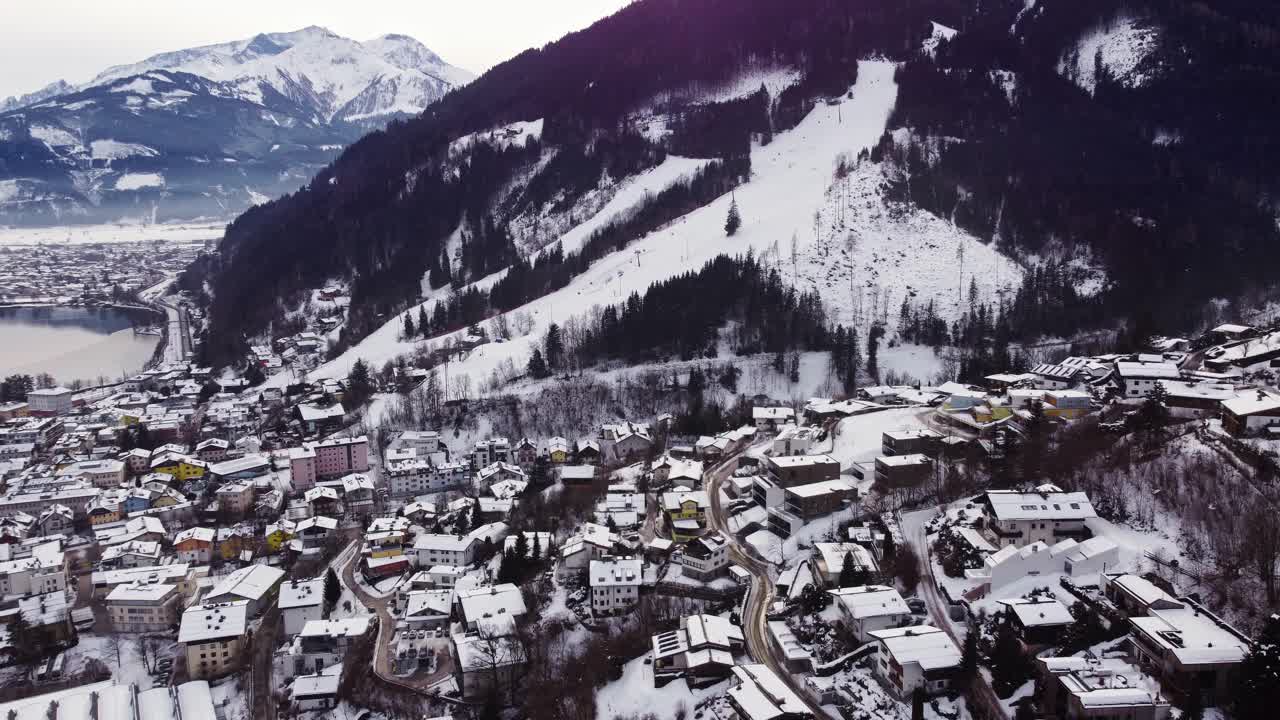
(179, 601, 251, 680)
(830, 585, 912, 643)
(980, 488, 1097, 547)
(651, 613, 744, 680)
(727, 664, 813, 720)
(874, 454, 933, 488)
(589, 556, 643, 617)
(279, 578, 326, 636)
(881, 429, 942, 457)
(1037, 656, 1171, 720)
(868, 625, 961, 698)
(106, 581, 181, 632)
(203, 564, 285, 615)
(679, 532, 730, 581)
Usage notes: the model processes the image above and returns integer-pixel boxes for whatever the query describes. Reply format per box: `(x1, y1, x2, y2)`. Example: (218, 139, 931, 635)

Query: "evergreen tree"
(527, 349, 549, 379)
(866, 325, 884, 382)
(346, 358, 374, 406)
(514, 532, 530, 566)
(1238, 614, 1280, 720)
(244, 363, 265, 387)
(725, 195, 742, 236)
(545, 323, 564, 371)
(838, 552, 857, 587)
(990, 610, 1033, 696)
(788, 352, 800, 383)
(323, 568, 340, 614)
(418, 306, 430, 337)
(402, 313, 415, 339)
(531, 533, 542, 562)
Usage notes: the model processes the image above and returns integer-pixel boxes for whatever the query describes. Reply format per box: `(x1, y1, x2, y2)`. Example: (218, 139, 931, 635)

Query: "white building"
(680, 533, 730, 581)
(179, 601, 250, 680)
(278, 578, 326, 636)
(868, 625, 961, 698)
(589, 557, 642, 617)
(980, 488, 1097, 547)
(829, 585, 912, 643)
(412, 534, 478, 568)
(27, 387, 73, 416)
(106, 581, 181, 632)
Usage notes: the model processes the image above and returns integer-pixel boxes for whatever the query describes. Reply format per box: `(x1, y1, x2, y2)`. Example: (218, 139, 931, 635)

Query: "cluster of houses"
(0, 241, 202, 306)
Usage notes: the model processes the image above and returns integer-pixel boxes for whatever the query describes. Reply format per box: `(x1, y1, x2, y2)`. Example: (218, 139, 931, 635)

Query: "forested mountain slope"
(188, 0, 1280, 374)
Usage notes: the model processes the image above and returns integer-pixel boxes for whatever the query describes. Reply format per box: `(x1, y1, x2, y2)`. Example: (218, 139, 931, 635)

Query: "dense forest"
(876, 0, 1280, 339)
(186, 0, 961, 367)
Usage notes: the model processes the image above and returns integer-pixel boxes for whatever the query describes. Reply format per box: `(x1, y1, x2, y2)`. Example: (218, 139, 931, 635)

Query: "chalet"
(980, 488, 1096, 547)
(680, 532, 730, 581)
(557, 464, 596, 484)
(810, 542, 876, 587)
(752, 406, 796, 431)
(513, 438, 538, 468)
(173, 527, 215, 564)
(1221, 389, 1280, 436)
(651, 614, 744, 680)
(830, 585, 912, 643)
(547, 437, 570, 463)
(600, 422, 653, 463)
(1114, 361, 1181, 399)
(575, 438, 601, 464)
(589, 557, 643, 617)
(868, 625, 961, 698)
(997, 597, 1075, 645)
(1030, 364, 1081, 390)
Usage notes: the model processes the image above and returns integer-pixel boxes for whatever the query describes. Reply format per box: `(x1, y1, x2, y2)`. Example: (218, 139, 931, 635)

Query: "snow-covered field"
(115, 172, 165, 191)
(0, 221, 224, 246)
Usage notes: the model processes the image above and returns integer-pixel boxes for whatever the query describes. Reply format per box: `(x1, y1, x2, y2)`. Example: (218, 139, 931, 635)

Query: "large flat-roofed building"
(26, 387, 73, 416)
(106, 581, 181, 632)
(874, 454, 933, 488)
(179, 601, 250, 680)
(764, 454, 840, 488)
(881, 429, 941, 457)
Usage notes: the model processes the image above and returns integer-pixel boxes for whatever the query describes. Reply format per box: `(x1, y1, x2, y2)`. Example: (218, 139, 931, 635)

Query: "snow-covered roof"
(999, 598, 1074, 627)
(207, 564, 284, 602)
(1131, 602, 1250, 666)
(278, 577, 324, 609)
(830, 585, 908, 619)
(869, 625, 961, 670)
(176, 681, 217, 720)
(292, 672, 341, 699)
(768, 453, 838, 468)
(178, 601, 249, 643)
(1115, 361, 1180, 380)
(414, 533, 475, 553)
(752, 407, 795, 420)
(299, 617, 371, 639)
(458, 583, 527, 629)
(1222, 390, 1280, 417)
(983, 490, 1096, 521)
(590, 557, 643, 588)
(728, 664, 809, 720)
(105, 581, 177, 603)
(174, 527, 215, 545)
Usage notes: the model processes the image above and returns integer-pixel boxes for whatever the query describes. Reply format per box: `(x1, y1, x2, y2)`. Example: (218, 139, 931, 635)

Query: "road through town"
(704, 449, 828, 718)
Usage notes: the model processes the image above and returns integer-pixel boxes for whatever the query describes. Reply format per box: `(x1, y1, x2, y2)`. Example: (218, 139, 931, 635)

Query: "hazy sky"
(0, 0, 633, 100)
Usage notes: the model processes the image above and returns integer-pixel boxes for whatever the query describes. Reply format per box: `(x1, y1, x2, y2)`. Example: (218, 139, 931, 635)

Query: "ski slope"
(287, 60, 1010, 395)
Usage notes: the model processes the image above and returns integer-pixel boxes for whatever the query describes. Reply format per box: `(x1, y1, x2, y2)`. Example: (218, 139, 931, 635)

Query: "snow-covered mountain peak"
(78, 27, 471, 124)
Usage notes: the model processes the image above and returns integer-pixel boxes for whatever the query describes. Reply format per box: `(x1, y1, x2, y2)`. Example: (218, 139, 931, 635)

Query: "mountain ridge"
(0, 27, 473, 227)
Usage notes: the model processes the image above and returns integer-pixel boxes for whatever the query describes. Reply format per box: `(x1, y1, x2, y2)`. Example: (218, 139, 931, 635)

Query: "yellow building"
(88, 502, 121, 526)
(151, 455, 208, 481)
(265, 521, 296, 554)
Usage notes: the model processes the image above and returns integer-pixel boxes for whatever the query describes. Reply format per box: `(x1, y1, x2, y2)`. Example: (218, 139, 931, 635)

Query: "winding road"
(704, 449, 828, 718)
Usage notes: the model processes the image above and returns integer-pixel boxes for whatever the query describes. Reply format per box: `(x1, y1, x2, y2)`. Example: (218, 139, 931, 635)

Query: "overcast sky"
(1, 0, 633, 100)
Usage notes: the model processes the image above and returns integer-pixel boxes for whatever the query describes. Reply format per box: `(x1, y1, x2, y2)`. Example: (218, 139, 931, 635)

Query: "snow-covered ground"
(593, 651, 728, 720)
(1057, 14, 1161, 93)
(825, 406, 933, 470)
(277, 61, 936, 388)
(0, 221, 224, 246)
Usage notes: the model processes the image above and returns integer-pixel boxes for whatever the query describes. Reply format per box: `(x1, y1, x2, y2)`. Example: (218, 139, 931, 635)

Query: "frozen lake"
(0, 305, 161, 386)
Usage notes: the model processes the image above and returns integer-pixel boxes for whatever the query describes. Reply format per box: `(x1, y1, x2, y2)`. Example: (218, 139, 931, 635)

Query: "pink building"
(289, 446, 318, 491)
(314, 436, 369, 479)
